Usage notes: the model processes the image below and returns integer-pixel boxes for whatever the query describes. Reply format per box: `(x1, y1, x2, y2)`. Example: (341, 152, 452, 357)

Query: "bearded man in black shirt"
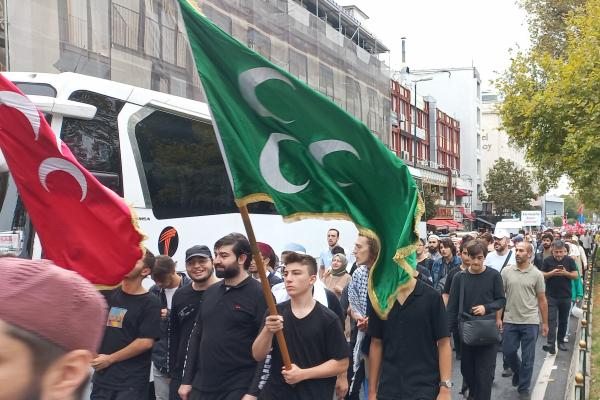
(252, 252, 349, 399)
(179, 233, 267, 400)
(541, 240, 578, 354)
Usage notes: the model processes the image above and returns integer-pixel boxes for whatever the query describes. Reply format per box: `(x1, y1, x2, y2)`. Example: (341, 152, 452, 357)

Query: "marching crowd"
(0, 228, 596, 400)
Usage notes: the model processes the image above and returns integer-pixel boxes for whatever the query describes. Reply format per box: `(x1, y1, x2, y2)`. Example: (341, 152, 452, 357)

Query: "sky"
(339, 0, 531, 91)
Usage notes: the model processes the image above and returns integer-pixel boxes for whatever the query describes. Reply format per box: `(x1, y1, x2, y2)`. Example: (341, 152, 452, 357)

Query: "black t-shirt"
(542, 256, 577, 298)
(183, 276, 268, 393)
(368, 281, 450, 400)
(447, 268, 506, 332)
(259, 300, 348, 400)
(93, 288, 161, 390)
(168, 283, 207, 377)
(443, 266, 462, 295)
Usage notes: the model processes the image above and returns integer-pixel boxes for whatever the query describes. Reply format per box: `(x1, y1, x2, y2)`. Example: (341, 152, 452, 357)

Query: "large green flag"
(179, 0, 423, 318)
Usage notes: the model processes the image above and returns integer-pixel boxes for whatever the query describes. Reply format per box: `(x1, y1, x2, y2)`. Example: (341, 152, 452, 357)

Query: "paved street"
(450, 316, 578, 400)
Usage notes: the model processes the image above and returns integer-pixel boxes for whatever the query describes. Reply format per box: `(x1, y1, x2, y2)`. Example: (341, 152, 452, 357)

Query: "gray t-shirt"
(501, 264, 545, 324)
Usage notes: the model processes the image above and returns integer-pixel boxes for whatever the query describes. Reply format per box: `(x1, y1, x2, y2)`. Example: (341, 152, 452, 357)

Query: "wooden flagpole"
(239, 205, 292, 369)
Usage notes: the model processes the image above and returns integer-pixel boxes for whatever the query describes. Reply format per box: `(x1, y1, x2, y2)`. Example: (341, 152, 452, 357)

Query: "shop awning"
(476, 217, 495, 227)
(455, 188, 469, 197)
(461, 209, 475, 221)
(427, 219, 464, 231)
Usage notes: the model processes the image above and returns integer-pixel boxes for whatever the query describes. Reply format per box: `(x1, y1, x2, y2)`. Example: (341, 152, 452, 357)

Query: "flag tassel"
(239, 205, 293, 369)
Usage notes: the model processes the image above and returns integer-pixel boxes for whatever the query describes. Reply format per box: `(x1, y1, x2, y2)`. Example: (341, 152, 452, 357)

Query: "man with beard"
(0, 257, 107, 400)
(534, 233, 555, 269)
(502, 242, 548, 399)
(427, 235, 442, 262)
(485, 229, 516, 273)
(91, 249, 162, 400)
(320, 228, 341, 278)
(179, 233, 267, 400)
(541, 240, 578, 354)
(168, 245, 220, 400)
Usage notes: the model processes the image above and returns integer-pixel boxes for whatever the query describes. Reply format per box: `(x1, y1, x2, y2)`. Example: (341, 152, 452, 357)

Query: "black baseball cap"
(185, 245, 212, 261)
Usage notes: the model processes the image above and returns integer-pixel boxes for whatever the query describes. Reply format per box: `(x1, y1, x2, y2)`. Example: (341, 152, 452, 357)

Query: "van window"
(135, 110, 276, 219)
(14, 82, 57, 97)
(61, 90, 125, 195)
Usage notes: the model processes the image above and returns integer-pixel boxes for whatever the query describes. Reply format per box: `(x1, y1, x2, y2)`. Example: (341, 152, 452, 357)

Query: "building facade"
(480, 91, 529, 183)
(407, 67, 483, 214)
(391, 78, 472, 231)
(1, 0, 392, 144)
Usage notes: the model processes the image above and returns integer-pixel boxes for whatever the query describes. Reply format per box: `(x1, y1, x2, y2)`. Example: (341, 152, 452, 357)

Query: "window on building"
(61, 91, 125, 195)
(203, 5, 232, 34)
(345, 76, 362, 119)
(289, 49, 308, 82)
(367, 88, 380, 133)
(135, 110, 276, 219)
(477, 159, 481, 175)
(319, 64, 334, 100)
(248, 28, 271, 60)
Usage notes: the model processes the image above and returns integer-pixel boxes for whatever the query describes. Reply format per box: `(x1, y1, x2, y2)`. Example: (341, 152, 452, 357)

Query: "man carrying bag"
(448, 241, 506, 400)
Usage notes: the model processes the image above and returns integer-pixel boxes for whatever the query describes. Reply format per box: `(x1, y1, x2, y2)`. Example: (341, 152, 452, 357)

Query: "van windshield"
(135, 110, 275, 219)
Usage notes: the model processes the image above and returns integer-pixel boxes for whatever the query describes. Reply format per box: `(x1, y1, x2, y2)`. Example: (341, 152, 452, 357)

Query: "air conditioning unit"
(401, 151, 410, 161)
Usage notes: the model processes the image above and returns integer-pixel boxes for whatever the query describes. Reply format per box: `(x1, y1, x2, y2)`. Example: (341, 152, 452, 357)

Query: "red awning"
(427, 219, 465, 231)
(455, 188, 469, 197)
(461, 209, 475, 221)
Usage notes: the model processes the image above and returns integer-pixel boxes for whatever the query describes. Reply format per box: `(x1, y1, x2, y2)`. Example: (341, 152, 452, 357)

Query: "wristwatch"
(439, 380, 454, 388)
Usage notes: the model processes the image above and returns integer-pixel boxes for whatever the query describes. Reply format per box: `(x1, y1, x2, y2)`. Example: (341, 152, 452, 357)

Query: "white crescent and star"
(309, 140, 360, 187)
(259, 133, 309, 194)
(0, 91, 40, 140)
(238, 67, 295, 124)
(238, 66, 362, 194)
(38, 157, 88, 202)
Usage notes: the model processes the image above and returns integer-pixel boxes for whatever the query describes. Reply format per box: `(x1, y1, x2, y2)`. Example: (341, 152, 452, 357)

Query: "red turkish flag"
(0, 73, 144, 285)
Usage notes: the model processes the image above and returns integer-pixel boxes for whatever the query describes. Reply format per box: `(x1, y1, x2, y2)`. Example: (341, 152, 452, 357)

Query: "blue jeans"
(503, 323, 539, 393)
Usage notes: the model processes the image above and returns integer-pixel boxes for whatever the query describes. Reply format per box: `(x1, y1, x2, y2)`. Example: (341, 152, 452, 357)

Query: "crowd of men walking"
(1, 228, 596, 400)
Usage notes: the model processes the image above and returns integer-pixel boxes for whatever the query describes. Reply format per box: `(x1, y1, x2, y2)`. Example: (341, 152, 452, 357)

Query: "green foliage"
(497, 0, 600, 207)
(481, 158, 537, 216)
(421, 185, 439, 221)
(552, 216, 564, 227)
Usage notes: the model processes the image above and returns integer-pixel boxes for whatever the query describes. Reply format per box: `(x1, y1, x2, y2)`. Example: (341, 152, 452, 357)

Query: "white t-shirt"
(164, 287, 177, 309)
(485, 250, 516, 272)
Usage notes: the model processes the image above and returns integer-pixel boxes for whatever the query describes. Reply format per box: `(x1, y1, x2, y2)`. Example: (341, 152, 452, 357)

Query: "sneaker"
(558, 343, 568, 351)
(502, 368, 513, 377)
(543, 344, 556, 354)
(512, 373, 519, 387)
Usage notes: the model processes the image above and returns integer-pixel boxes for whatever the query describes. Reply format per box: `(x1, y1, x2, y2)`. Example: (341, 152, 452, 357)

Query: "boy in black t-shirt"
(252, 252, 349, 399)
(91, 250, 162, 400)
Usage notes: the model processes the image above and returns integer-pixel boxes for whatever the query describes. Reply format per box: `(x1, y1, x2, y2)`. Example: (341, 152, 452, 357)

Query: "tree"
(481, 158, 537, 216)
(496, 0, 600, 207)
(421, 184, 439, 221)
(552, 216, 563, 227)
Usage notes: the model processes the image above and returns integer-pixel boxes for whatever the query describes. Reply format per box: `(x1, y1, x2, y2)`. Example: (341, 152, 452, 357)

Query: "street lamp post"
(409, 71, 450, 168)
(411, 77, 432, 168)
